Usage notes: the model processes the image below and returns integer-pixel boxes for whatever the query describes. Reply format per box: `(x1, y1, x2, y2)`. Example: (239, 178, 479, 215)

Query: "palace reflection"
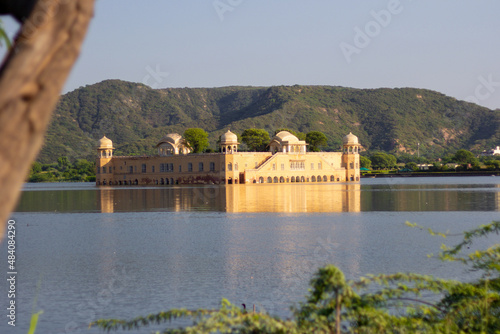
(224, 184, 360, 212)
(96, 184, 361, 213)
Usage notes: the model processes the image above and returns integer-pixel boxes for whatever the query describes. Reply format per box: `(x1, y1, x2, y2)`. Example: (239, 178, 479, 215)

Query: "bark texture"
(0, 0, 95, 238)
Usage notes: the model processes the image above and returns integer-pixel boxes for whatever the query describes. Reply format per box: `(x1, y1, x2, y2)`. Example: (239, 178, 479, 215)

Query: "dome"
(273, 131, 299, 143)
(98, 136, 113, 149)
(157, 133, 182, 146)
(343, 132, 359, 145)
(221, 130, 238, 144)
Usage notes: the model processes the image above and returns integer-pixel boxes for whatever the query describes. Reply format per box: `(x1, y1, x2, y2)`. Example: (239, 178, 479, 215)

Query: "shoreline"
(362, 171, 500, 178)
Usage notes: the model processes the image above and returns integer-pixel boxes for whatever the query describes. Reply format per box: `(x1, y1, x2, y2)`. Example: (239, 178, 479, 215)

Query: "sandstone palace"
(96, 130, 361, 186)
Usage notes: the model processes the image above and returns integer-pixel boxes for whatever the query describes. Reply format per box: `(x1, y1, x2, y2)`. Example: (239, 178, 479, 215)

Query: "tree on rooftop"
(241, 128, 270, 152)
(305, 131, 328, 152)
(184, 128, 209, 153)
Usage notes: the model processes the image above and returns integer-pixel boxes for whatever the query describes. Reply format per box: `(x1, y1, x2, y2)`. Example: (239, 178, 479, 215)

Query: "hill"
(38, 80, 499, 163)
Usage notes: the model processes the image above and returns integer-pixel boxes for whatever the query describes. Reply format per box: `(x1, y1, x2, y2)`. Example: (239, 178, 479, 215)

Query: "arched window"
(279, 176, 285, 183)
(323, 175, 327, 182)
(330, 175, 335, 182)
(228, 163, 232, 171)
(273, 176, 278, 183)
(317, 175, 322, 182)
(291, 176, 295, 182)
(301, 176, 305, 182)
(259, 177, 264, 183)
(311, 176, 316, 182)
(267, 177, 273, 183)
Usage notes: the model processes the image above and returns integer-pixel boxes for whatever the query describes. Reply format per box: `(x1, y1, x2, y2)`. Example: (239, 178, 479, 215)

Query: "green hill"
(38, 80, 499, 163)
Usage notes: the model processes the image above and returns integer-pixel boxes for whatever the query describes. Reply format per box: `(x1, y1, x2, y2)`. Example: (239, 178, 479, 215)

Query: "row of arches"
(97, 178, 180, 186)
(254, 175, 342, 184)
(97, 179, 139, 186)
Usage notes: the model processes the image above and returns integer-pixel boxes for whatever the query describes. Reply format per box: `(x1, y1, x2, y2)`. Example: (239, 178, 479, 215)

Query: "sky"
(2, 0, 500, 109)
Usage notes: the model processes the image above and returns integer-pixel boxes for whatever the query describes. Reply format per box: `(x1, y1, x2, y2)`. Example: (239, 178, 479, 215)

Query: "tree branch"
(0, 0, 37, 22)
(0, 0, 95, 238)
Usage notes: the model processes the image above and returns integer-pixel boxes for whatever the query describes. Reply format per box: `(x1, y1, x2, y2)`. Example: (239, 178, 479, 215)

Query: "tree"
(453, 149, 479, 169)
(405, 161, 418, 171)
(305, 131, 328, 152)
(184, 128, 209, 153)
(57, 156, 71, 172)
(241, 128, 270, 151)
(0, 0, 95, 238)
(484, 159, 500, 170)
(370, 152, 397, 170)
(359, 156, 371, 169)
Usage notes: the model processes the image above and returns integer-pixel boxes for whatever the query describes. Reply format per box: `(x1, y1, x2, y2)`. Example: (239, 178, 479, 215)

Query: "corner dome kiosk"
(342, 132, 361, 181)
(220, 130, 239, 154)
(342, 132, 359, 153)
(97, 136, 114, 158)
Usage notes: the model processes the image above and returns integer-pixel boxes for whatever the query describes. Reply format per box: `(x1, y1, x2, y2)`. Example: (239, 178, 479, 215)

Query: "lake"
(1, 177, 499, 333)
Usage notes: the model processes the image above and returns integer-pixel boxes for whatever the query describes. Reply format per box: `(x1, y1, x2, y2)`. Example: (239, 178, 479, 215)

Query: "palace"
(96, 130, 361, 186)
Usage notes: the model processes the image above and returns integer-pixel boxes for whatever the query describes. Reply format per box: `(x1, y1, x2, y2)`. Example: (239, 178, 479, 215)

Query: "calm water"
(1, 177, 499, 333)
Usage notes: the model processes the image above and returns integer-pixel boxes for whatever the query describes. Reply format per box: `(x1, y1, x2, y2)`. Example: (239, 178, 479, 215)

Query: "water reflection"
(15, 177, 500, 213)
(224, 184, 360, 212)
(95, 184, 361, 213)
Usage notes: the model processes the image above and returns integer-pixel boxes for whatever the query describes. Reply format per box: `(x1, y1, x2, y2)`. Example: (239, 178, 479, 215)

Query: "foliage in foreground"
(92, 221, 500, 333)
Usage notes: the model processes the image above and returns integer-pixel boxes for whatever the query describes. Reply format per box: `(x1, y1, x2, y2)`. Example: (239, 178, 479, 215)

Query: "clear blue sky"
(2, 0, 500, 109)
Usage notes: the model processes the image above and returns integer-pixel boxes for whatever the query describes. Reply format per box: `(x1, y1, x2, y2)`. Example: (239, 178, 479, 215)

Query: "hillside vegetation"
(39, 80, 499, 163)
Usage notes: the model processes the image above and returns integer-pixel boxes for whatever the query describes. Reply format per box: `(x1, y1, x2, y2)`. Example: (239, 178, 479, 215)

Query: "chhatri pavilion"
(96, 130, 361, 186)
